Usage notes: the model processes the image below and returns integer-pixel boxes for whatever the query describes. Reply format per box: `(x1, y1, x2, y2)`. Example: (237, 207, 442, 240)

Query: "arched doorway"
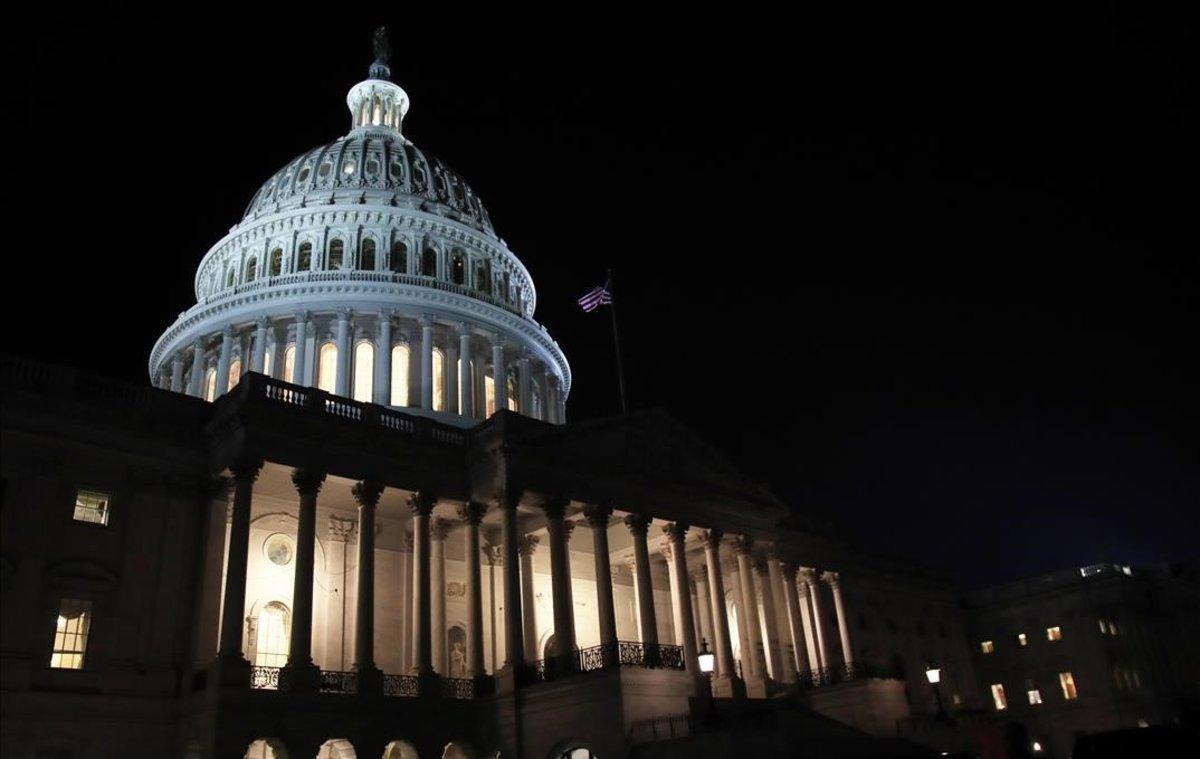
(442, 741, 474, 759)
(317, 739, 356, 759)
(542, 633, 558, 661)
(383, 740, 418, 759)
(254, 601, 291, 668)
(245, 738, 289, 759)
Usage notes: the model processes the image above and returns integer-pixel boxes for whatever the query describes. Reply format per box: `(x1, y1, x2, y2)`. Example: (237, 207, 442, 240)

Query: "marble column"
(518, 356, 531, 416)
(483, 540, 501, 671)
(583, 505, 618, 649)
(754, 560, 784, 681)
(772, 560, 802, 683)
(431, 518, 449, 674)
(446, 342, 459, 415)
(409, 491, 435, 675)
(170, 354, 185, 393)
(626, 514, 658, 649)
(215, 325, 234, 397)
(420, 316, 434, 410)
(826, 571, 856, 679)
(251, 316, 268, 374)
(284, 469, 325, 692)
(700, 529, 742, 697)
(499, 489, 524, 676)
(188, 338, 205, 397)
(544, 497, 577, 668)
(800, 569, 830, 681)
(374, 311, 393, 405)
(335, 308, 351, 397)
(459, 502, 488, 679)
(458, 326, 473, 417)
(543, 371, 557, 424)
(518, 535, 540, 662)
(795, 569, 820, 679)
(293, 311, 310, 385)
(351, 480, 384, 692)
(217, 460, 260, 680)
(694, 567, 715, 658)
(491, 339, 505, 413)
(663, 523, 699, 673)
(733, 537, 765, 690)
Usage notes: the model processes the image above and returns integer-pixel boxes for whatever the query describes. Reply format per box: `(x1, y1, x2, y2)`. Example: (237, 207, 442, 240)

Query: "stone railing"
(526, 641, 686, 684)
(442, 678, 475, 700)
(319, 670, 358, 694)
(250, 665, 281, 690)
(383, 674, 420, 697)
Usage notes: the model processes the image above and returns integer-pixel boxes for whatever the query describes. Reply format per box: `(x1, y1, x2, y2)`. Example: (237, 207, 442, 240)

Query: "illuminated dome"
(149, 29, 569, 426)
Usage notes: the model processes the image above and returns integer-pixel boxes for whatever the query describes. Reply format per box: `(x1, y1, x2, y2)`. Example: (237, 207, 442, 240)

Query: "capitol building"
(2, 31, 1195, 759)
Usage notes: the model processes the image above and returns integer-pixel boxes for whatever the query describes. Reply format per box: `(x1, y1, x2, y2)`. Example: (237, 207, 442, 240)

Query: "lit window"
(990, 683, 1007, 710)
(390, 344, 409, 406)
(50, 598, 93, 669)
(73, 489, 111, 525)
(1046, 626, 1062, 642)
(254, 601, 291, 669)
(245, 258, 257, 283)
(1136, 719, 1149, 728)
(269, 248, 283, 276)
(1027, 688, 1043, 705)
(204, 367, 217, 402)
(263, 534, 295, 567)
(316, 343, 337, 393)
(263, 346, 273, 379)
(283, 345, 296, 383)
(451, 252, 465, 284)
(980, 640, 994, 654)
(485, 375, 495, 416)
(506, 376, 518, 413)
(1109, 620, 1120, 636)
(228, 359, 242, 391)
(1059, 672, 1078, 700)
(353, 342, 373, 403)
(360, 239, 376, 270)
(1017, 633, 1028, 647)
(432, 349, 446, 411)
(328, 239, 345, 270)
(297, 242, 312, 271)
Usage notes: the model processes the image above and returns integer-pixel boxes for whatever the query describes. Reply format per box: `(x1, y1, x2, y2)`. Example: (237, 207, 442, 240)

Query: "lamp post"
(698, 638, 717, 724)
(925, 664, 948, 721)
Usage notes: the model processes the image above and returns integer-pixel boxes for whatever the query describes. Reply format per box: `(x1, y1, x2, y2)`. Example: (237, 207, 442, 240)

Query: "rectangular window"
(990, 683, 1008, 710)
(50, 598, 93, 669)
(1027, 688, 1043, 705)
(72, 489, 111, 526)
(1046, 626, 1062, 641)
(980, 640, 995, 654)
(1017, 632, 1028, 647)
(1059, 671, 1078, 700)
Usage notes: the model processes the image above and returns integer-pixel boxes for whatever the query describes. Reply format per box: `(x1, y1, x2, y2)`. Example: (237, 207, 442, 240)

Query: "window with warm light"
(73, 489, 111, 525)
(254, 601, 291, 668)
(1059, 671, 1078, 700)
(990, 683, 1007, 710)
(485, 375, 496, 416)
(1017, 633, 1028, 647)
(228, 359, 242, 391)
(50, 598, 92, 669)
(269, 248, 283, 276)
(1046, 626, 1062, 641)
(297, 242, 312, 271)
(390, 240, 407, 273)
(432, 349, 445, 411)
(316, 343, 337, 393)
(390, 344, 409, 406)
(980, 640, 995, 654)
(1026, 680, 1043, 705)
(283, 345, 296, 383)
(328, 239, 345, 270)
(204, 367, 217, 402)
(353, 342, 373, 402)
(263, 346, 273, 379)
(245, 258, 257, 283)
(506, 376, 519, 413)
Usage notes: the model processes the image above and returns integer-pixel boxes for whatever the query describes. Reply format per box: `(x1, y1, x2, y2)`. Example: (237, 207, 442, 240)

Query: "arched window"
(484, 375, 495, 417)
(297, 242, 312, 271)
(263, 345, 273, 378)
(432, 349, 446, 411)
(245, 258, 258, 283)
(204, 367, 217, 402)
(506, 376, 519, 414)
(353, 341, 373, 403)
(226, 269, 236, 288)
(360, 239, 377, 271)
(451, 252, 465, 284)
(476, 266, 491, 294)
(228, 358, 242, 391)
(558, 749, 599, 759)
(390, 344, 410, 406)
(422, 247, 437, 277)
(328, 239, 345, 270)
(390, 241, 407, 273)
(269, 248, 283, 276)
(317, 343, 337, 393)
(283, 344, 296, 383)
(442, 742, 474, 759)
(254, 601, 291, 668)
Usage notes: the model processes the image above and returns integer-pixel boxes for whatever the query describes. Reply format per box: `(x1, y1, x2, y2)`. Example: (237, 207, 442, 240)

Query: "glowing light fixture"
(698, 638, 715, 674)
(925, 665, 942, 684)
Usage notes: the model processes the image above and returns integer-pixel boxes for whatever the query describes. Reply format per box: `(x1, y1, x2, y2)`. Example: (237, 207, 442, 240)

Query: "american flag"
(577, 281, 612, 312)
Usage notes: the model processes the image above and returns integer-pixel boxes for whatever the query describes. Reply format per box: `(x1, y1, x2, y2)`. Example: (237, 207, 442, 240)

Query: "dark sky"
(5, 6, 1196, 585)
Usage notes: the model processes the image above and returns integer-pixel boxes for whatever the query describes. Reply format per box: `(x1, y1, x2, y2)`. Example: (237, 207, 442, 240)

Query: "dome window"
(297, 242, 313, 271)
(225, 269, 236, 288)
(318, 158, 333, 179)
(390, 344, 410, 406)
(245, 258, 257, 283)
(360, 239, 377, 270)
(451, 252, 465, 285)
(297, 165, 311, 184)
(328, 239, 345, 270)
(476, 265, 491, 294)
(390, 241, 407, 273)
(342, 159, 356, 176)
(269, 248, 283, 276)
(390, 157, 404, 180)
(353, 341, 374, 403)
(365, 158, 380, 177)
(421, 248, 437, 278)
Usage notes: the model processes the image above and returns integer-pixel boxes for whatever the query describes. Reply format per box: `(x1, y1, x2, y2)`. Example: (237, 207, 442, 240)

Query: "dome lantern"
(348, 27, 409, 135)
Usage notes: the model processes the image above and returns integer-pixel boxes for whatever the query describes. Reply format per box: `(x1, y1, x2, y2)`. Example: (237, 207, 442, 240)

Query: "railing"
(627, 712, 696, 744)
(251, 665, 281, 690)
(383, 674, 419, 697)
(442, 678, 475, 699)
(319, 669, 358, 694)
(526, 641, 686, 684)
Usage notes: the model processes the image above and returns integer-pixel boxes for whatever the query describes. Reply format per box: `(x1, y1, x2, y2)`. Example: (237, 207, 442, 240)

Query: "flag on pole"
(577, 280, 612, 312)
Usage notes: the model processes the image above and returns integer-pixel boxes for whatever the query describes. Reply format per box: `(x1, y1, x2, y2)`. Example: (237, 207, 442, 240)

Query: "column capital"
(229, 459, 263, 484)
(699, 528, 724, 548)
(482, 544, 503, 566)
(563, 520, 577, 543)
(457, 501, 488, 525)
(337, 306, 353, 321)
(351, 480, 385, 508)
(660, 542, 675, 562)
(430, 517, 452, 540)
(420, 313, 435, 328)
(380, 308, 396, 323)
(256, 314, 270, 330)
(456, 321, 472, 337)
(798, 567, 819, 585)
(661, 521, 689, 542)
(822, 570, 841, 588)
(408, 490, 437, 516)
(291, 468, 326, 496)
(222, 323, 236, 338)
(295, 309, 311, 323)
(731, 534, 755, 555)
(542, 495, 570, 520)
(329, 516, 356, 542)
(582, 503, 612, 527)
(624, 512, 652, 536)
(517, 534, 539, 557)
(192, 336, 205, 350)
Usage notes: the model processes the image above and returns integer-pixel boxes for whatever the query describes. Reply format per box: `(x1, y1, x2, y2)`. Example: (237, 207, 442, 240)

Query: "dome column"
(374, 311, 393, 405)
(251, 316, 268, 374)
(799, 568, 829, 683)
(458, 502, 488, 679)
(825, 571, 855, 679)
(491, 338, 505, 413)
(335, 308, 351, 397)
(293, 311, 310, 386)
(188, 339, 205, 397)
(518, 356, 532, 416)
(215, 325, 234, 398)
(420, 316, 434, 410)
(446, 339, 459, 414)
(458, 326, 473, 417)
(170, 353, 185, 393)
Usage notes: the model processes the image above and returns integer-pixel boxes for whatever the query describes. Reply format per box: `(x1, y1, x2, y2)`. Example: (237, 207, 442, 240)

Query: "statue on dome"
(373, 26, 391, 65)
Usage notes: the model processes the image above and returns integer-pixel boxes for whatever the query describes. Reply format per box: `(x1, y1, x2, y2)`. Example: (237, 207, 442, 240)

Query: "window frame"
(71, 488, 113, 527)
(49, 597, 94, 670)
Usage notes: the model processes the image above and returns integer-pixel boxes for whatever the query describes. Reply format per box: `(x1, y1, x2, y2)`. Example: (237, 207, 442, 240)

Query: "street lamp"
(925, 664, 948, 720)
(698, 638, 717, 724)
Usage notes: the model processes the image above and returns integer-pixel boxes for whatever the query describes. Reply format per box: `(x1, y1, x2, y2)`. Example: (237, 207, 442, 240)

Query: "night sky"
(5, 7, 1196, 585)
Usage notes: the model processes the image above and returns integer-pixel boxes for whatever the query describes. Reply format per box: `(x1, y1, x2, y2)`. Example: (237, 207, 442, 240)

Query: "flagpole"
(606, 268, 629, 415)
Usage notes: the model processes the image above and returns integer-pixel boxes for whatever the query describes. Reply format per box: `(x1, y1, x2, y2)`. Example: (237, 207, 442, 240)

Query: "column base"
(280, 660, 321, 693)
(710, 673, 746, 699)
(356, 663, 383, 695)
(212, 653, 251, 689)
